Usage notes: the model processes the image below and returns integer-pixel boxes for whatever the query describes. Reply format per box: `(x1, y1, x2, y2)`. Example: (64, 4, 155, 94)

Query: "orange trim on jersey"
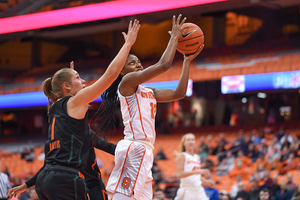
(135, 93, 147, 139)
(125, 97, 135, 139)
(130, 147, 146, 196)
(92, 158, 97, 170)
(51, 117, 56, 140)
(114, 142, 134, 192)
(102, 190, 107, 200)
(79, 172, 85, 179)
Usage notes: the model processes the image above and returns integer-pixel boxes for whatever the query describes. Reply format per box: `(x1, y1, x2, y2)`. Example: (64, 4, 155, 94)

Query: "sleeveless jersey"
(46, 96, 90, 171)
(118, 85, 157, 145)
(180, 152, 202, 187)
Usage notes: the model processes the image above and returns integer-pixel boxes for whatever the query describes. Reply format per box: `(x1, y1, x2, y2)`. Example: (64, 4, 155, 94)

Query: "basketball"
(177, 23, 204, 55)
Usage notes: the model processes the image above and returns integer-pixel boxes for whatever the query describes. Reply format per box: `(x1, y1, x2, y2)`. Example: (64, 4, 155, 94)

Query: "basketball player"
(98, 15, 204, 200)
(174, 133, 211, 200)
(32, 19, 140, 200)
(7, 130, 116, 200)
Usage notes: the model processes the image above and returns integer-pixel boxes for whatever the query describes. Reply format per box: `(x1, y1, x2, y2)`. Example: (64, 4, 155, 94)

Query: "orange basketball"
(177, 23, 204, 55)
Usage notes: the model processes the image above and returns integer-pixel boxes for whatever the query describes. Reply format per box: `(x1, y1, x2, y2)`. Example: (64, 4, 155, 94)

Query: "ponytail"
(43, 78, 57, 112)
(93, 75, 122, 140)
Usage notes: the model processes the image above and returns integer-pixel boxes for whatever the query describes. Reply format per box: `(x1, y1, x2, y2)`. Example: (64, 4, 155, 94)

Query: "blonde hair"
(43, 68, 73, 109)
(179, 133, 195, 153)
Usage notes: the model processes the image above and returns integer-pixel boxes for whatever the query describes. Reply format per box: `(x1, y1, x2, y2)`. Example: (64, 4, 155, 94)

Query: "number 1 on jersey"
(150, 102, 157, 119)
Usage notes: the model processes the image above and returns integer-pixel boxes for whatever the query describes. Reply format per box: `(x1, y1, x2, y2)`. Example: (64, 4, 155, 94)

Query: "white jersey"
(180, 152, 202, 188)
(118, 85, 157, 145)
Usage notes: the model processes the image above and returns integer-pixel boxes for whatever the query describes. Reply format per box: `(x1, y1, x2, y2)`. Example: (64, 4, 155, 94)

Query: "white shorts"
(106, 139, 153, 200)
(174, 186, 209, 200)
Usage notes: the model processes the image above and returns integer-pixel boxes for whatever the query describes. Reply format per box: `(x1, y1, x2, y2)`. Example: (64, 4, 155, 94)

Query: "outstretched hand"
(184, 44, 205, 61)
(7, 184, 27, 198)
(168, 14, 187, 39)
(122, 19, 140, 47)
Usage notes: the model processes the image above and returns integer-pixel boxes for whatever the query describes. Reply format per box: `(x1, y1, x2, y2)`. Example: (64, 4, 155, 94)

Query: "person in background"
(0, 161, 11, 200)
(259, 188, 271, 200)
(174, 133, 210, 200)
(273, 182, 293, 200)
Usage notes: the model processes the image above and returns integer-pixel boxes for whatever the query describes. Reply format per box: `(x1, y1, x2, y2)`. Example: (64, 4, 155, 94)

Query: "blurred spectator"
(266, 155, 282, 171)
(152, 161, 164, 184)
(203, 173, 218, 200)
(235, 182, 250, 200)
(229, 159, 247, 179)
(258, 143, 268, 157)
(285, 173, 296, 193)
(280, 154, 297, 175)
(216, 159, 230, 176)
(0, 161, 11, 200)
(202, 157, 214, 171)
(153, 188, 168, 200)
(280, 132, 294, 147)
(270, 173, 280, 196)
(230, 175, 243, 199)
(219, 132, 228, 144)
(249, 129, 260, 145)
(274, 182, 293, 200)
(292, 185, 300, 200)
(163, 175, 179, 199)
(235, 151, 252, 167)
(259, 188, 271, 200)
(249, 182, 260, 200)
(245, 143, 259, 162)
(28, 188, 38, 200)
(24, 149, 35, 162)
(204, 185, 219, 200)
(225, 151, 236, 168)
(266, 144, 281, 164)
(20, 190, 30, 200)
(280, 146, 290, 162)
(221, 192, 232, 200)
(256, 154, 268, 169)
(21, 148, 30, 159)
(197, 136, 209, 162)
(155, 147, 167, 160)
(260, 171, 273, 189)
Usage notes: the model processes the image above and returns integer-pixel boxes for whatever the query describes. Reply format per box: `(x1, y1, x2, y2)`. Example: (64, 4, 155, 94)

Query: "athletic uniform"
(36, 96, 91, 200)
(106, 85, 156, 200)
(82, 130, 116, 200)
(174, 152, 209, 200)
(27, 130, 116, 200)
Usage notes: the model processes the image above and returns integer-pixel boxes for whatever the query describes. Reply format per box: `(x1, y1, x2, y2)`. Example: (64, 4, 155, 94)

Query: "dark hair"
(93, 75, 122, 140)
(93, 54, 133, 140)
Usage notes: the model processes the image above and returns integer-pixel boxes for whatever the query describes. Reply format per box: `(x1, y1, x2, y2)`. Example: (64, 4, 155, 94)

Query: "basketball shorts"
(174, 186, 209, 200)
(106, 139, 153, 200)
(35, 168, 88, 200)
(88, 179, 108, 200)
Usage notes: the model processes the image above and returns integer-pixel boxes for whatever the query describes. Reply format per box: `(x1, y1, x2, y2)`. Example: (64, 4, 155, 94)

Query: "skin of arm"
(68, 20, 140, 119)
(151, 44, 204, 103)
(176, 153, 210, 179)
(119, 15, 186, 96)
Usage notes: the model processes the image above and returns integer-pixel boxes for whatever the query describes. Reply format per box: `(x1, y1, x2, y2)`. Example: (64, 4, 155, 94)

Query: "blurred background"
(0, 0, 300, 199)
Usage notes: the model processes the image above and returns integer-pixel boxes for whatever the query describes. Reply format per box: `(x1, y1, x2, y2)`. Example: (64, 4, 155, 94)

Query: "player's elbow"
(158, 61, 172, 72)
(175, 91, 186, 100)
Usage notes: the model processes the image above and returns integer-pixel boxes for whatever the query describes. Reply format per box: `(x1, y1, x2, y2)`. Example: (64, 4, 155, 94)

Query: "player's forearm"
(157, 36, 179, 70)
(173, 60, 191, 99)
